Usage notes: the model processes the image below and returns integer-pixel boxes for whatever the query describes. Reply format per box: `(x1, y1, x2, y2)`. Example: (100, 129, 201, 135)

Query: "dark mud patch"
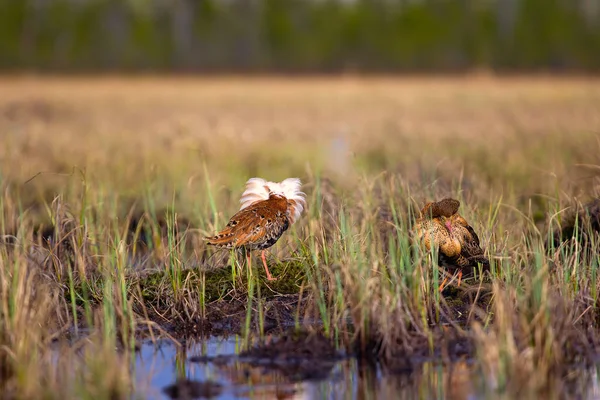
(155, 294, 313, 341)
(181, 326, 473, 384)
(240, 330, 338, 360)
(238, 330, 342, 381)
(185, 330, 343, 383)
(162, 378, 223, 400)
(375, 327, 474, 374)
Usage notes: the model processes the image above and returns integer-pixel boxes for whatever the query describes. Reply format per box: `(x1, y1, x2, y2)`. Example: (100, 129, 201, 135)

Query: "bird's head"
(445, 220, 453, 233)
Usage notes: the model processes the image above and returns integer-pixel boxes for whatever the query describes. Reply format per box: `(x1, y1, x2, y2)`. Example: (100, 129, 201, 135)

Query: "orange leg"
(457, 270, 463, 287)
(246, 252, 253, 277)
(438, 275, 449, 292)
(261, 250, 277, 281)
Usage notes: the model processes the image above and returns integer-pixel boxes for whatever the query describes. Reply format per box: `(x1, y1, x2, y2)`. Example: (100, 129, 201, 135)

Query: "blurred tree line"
(0, 0, 599, 73)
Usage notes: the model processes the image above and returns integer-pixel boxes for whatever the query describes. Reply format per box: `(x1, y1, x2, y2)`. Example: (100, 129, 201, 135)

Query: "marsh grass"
(2, 76, 600, 398)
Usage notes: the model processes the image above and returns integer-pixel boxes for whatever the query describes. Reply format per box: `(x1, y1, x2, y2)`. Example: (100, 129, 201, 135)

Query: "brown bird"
(205, 178, 306, 281)
(413, 198, 488, 291)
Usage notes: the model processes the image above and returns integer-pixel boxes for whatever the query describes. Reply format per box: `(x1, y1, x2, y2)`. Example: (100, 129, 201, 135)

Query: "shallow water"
(134, 335, 600, 400)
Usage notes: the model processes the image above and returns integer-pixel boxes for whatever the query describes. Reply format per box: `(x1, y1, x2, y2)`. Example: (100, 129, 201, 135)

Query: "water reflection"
(134, 335, 600, 400)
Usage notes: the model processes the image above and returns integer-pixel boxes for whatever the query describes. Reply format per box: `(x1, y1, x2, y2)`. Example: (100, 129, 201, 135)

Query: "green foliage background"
(1, 0, 599, 72)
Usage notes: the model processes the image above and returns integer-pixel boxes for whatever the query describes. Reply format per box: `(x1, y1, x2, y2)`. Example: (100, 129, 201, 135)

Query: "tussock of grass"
(472, 282, 596, 398)
(2, 76, 600, 398)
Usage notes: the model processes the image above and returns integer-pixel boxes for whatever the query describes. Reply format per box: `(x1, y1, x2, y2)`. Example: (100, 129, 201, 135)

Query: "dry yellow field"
(2, 76, 600, 208)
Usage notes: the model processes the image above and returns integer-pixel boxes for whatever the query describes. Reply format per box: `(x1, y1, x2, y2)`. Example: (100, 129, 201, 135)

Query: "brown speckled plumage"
(413, 198, 489, 289)
(205, 194, 290, 251)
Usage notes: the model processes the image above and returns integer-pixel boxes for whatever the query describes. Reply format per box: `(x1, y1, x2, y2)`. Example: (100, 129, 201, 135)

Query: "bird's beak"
(445, 220, 452, 233)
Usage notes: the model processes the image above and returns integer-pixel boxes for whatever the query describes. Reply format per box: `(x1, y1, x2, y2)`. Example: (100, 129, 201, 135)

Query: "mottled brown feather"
(205, 194, 290, 251)
(420, 198, 460, 219)
(414, 198, 488, 271)
(445, 213, 489, 269)
(434, 198, 461, 218)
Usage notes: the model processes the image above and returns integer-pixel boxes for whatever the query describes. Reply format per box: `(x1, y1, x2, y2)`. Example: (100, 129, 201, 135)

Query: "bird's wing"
(204, 207, 254, 248)
(205, 200, 288, 248)
(465, 225, 481, 246)
(457, 224, 490, 266)
(233, 204, 289, 247)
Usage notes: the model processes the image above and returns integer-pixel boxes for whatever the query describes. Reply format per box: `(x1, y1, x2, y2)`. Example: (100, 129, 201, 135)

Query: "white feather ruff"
(239, 177, 306, 224)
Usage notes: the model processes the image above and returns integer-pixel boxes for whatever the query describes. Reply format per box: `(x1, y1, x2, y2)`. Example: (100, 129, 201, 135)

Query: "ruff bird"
(413, 198, 488, 291)
(205, 178, 306, 281)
